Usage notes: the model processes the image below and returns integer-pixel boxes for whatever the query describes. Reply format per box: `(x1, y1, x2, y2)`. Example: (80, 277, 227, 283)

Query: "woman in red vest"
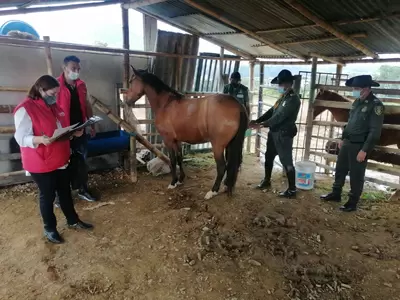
(14, 75, 93, 244)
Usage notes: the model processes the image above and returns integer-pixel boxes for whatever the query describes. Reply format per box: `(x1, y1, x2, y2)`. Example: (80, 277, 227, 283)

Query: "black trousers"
(70, 134, 89, 191)
(264, 131, 295, 179)
(30, 169, 79, 231)
(332, 139, 367, 199)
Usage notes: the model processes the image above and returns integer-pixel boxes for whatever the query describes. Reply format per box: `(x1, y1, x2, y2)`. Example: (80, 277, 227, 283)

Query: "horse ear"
(130, 65, 138, 77)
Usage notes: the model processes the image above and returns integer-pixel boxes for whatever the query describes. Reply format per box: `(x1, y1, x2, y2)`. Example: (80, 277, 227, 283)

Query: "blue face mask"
(43, 95, 57, 105)
(278, 87, 285, 94)
(352, 90, 361, 98)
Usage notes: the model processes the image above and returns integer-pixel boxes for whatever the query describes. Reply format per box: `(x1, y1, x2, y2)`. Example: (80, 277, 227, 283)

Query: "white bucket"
(295, 161, 317, 190)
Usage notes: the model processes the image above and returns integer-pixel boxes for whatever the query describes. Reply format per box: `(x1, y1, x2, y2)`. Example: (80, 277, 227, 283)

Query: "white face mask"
(68, 71, 80, 81)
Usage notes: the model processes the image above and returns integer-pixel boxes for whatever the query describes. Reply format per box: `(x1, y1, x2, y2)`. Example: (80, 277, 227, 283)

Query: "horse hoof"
(168, 183, 177, 189)
(204, 190, 218, 200)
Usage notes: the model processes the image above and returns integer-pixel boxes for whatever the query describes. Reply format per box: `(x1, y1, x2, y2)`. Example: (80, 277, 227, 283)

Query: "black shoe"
(256, 179, 271, 189)
(339, 205, 357, 212)
(78, 190, 96, 202)
(278, 189, 296, 198)
(68, 220, 94, 230)
(320, 192, 341, 202)
(44, 229, 64, 244)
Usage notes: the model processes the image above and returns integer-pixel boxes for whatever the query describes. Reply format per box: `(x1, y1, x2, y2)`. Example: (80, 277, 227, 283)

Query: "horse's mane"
(136, 69, 183, 100)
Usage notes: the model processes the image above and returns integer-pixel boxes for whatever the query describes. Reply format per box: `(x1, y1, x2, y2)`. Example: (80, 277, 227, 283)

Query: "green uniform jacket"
(223, 83, 249, 108)
(255, 89, 301, 134)
(342, 93, 384, 153)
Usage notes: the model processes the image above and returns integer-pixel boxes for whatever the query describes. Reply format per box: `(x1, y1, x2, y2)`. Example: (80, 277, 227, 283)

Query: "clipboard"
(49, 116, 103, 143)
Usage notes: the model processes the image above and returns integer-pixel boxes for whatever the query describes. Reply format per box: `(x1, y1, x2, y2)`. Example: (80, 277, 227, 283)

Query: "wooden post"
(122, 6, 137, 183)
(325, 64, 343, 173)
(255, 62, 264, 157)
(43, 36, 53, 76)
(247, 60, 255, 152)
(303, 57, 318, 160)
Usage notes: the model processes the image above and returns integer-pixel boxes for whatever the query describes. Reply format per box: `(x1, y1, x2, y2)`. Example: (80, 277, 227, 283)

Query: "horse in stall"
(314, 89, 400, 150)
(125, 67, 248, 200)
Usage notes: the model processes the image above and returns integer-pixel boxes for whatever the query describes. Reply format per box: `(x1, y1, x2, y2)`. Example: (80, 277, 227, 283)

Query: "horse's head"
(126, 66, 146, 106)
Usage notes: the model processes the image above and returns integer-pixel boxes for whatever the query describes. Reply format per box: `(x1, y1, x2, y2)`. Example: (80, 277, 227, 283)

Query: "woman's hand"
(40, 136, 52, 146)
(73, 129, 84, 137)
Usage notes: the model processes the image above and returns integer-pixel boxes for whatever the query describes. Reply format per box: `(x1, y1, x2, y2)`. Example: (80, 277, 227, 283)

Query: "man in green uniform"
(223, 71, 250, 115)
(321, 75, 384, 212)
(249, 69, 301, 198)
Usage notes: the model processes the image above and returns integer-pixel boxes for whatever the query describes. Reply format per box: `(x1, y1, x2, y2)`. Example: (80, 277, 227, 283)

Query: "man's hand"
(73, 129, 84, 137)
(357, 150, 367, 162)
(248, 121, 261, 129)
(90, 126, 96, 138)
(338, 140, 343, 149)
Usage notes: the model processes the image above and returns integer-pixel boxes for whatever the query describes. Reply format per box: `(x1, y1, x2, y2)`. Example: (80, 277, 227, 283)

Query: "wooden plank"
(313, 120, 400, 130)
(314, 161, 400, 189)
(310, 150, 400, 176)
(0, 126, 15, 134)
(314, 99, 400, 114)
(316, 84, 400, 96)
(311, 135, 400, 154)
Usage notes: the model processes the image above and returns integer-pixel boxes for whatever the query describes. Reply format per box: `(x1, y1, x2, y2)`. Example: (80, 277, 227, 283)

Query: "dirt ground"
(1, 154, 400, 300)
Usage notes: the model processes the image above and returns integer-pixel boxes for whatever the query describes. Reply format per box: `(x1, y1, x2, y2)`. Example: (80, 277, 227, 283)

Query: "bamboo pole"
(90, 95, 170, 165)
(309, 52, 344, 65)
(313, 120, 400, 131)
(121, 6, 137, 183)
(247, 61, 255, 152)
(255, 62, 265, 157)
(273, 33, 367, 46)
(315, 84, 400, 96)
(0, 105, 17, 113)
(0, 126, 15, 134)
(0, 86, 28, 92)
(304, 57, 318, 160)
(284, 0, 378, 58)
(43, 36, 53, 76)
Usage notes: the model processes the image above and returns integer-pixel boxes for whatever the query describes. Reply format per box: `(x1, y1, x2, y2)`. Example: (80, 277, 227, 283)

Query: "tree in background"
(374, 65, 400, 91)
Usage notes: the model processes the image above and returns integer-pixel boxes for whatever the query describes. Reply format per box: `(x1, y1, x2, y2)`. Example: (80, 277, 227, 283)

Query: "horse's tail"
(225, 110, 248, 196)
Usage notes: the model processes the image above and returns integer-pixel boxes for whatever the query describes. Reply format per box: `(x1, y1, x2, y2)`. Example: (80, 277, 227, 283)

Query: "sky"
(0, 3, 224, 53)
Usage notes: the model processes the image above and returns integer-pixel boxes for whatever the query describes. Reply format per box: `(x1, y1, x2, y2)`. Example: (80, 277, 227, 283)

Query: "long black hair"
(28, 75, 59, 100)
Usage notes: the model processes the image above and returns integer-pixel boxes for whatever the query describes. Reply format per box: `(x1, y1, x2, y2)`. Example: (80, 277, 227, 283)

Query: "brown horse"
(126, 67, 248, 200)
(314, 89, 400, 149)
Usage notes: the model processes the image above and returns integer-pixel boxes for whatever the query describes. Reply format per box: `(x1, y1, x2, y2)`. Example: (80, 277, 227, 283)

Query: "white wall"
(0, 44, 148, 180)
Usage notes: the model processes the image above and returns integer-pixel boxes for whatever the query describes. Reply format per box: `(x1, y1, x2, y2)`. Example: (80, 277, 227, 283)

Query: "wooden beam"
(182, 0, 307, 60)
(0, 36, 252, 62)
(252, 33, 367, 47)
(256, 12, 400, 34)
(313, 120, 400, 131)
(122, 0, 167, 9)
(304, 57, 318, 160)
(309, 52, 345, 65)
(315, 84, 400, 96)
(0, 1, 122, 16)
(284, 0, 378, 58)
(43, 36, 53, 76)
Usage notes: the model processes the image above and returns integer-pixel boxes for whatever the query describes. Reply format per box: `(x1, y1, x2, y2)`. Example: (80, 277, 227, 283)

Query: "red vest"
(14, 98, 71, 173)
(57, 74, 88, 123)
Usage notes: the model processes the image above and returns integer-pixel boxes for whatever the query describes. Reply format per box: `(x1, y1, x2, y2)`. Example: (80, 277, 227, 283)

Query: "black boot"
(320, 191, 342, 202)
(339, 195, 358, 212)
(256, 178, 271, 189)
(279, 167, 296, 198)
(44, 229, 64, 244)
(78, 189, 96, 202)
(68, 220, 94, 230)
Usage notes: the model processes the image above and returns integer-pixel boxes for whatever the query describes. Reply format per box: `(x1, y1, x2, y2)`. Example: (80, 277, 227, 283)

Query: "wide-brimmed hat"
(345, 75, 380, 88)
(230, 71, 241, 80)
(271, 69, 295, 84)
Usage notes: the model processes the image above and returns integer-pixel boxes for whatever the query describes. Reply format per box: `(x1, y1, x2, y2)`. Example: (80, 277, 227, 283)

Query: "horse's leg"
(167, 147, 179, 189)
(205, 146, 226, 200)
(177, 144, 185, 184)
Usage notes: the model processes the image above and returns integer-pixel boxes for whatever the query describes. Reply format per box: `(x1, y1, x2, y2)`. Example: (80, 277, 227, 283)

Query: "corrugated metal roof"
(172, 14, 235, 34)
(2, 0, 400, 60)
(208, 33, 284, 56)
